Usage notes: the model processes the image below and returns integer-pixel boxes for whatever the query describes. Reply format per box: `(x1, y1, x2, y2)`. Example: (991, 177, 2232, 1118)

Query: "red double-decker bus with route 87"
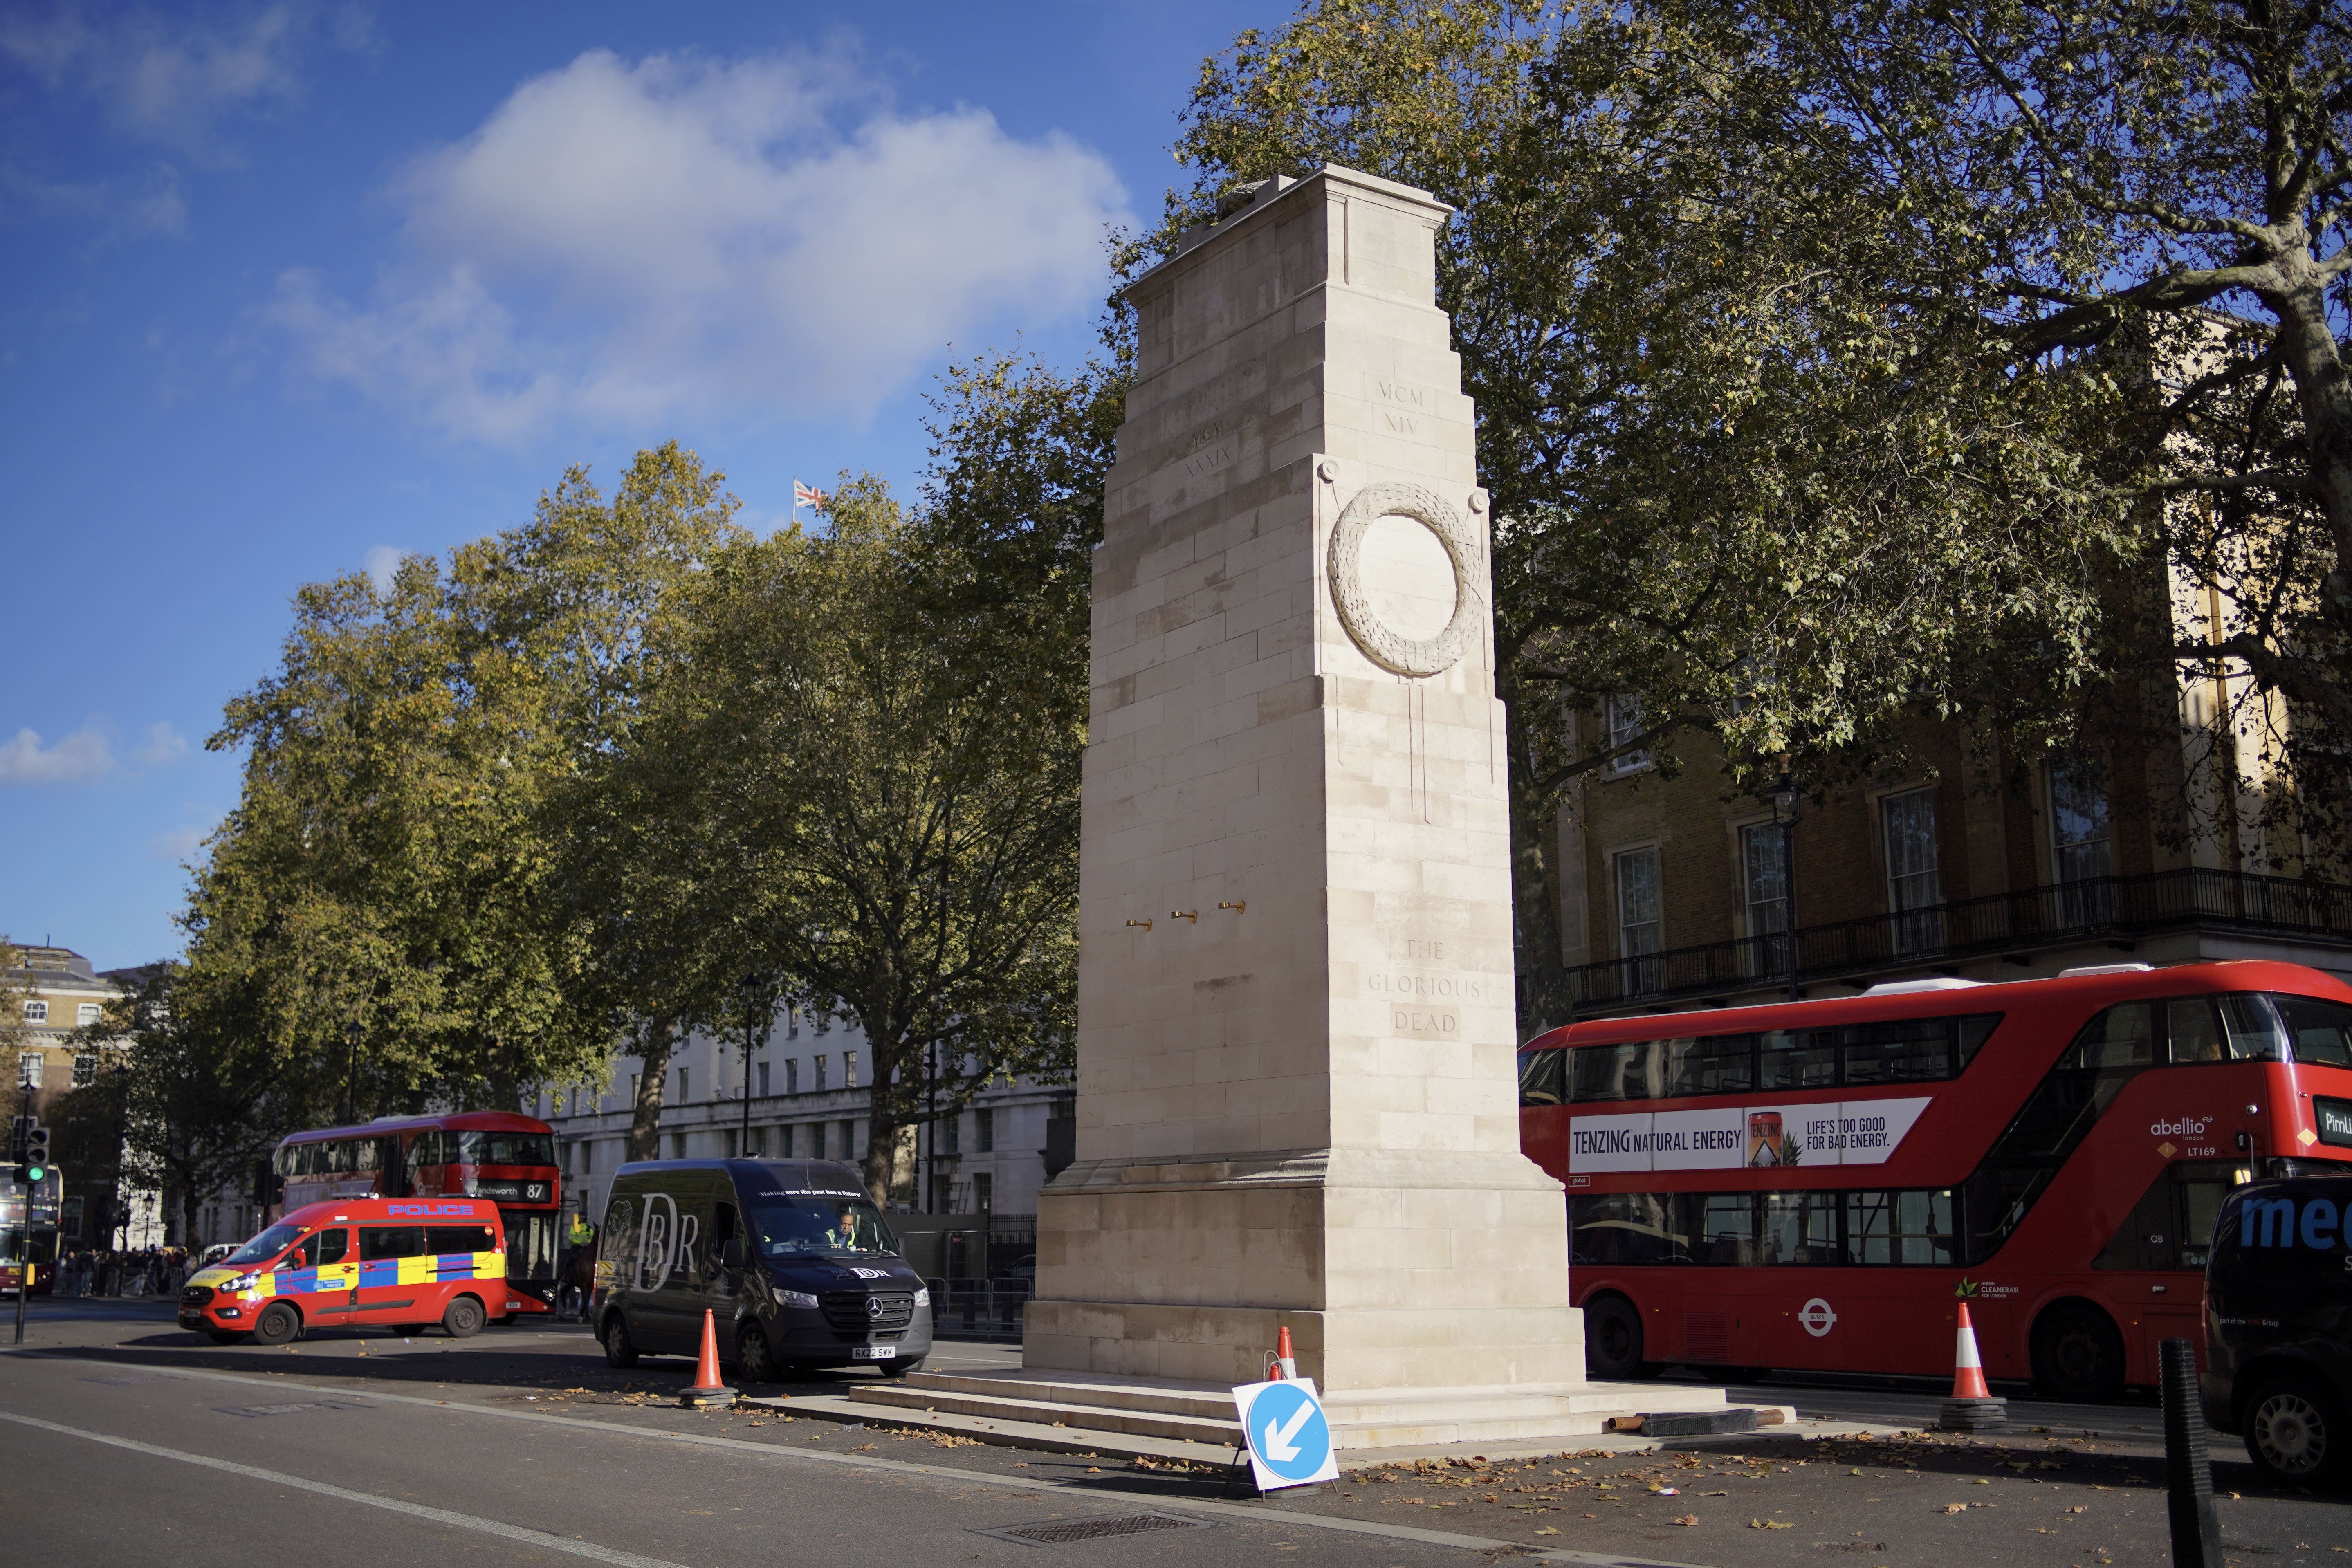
(271, 1111, 560, 1319)
(1517, 959, 2352, 1399)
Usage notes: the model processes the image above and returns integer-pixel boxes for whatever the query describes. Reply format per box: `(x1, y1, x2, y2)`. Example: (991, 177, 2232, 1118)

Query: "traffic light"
(22, 1124, 48, 1180)
(5, 1115, 23, 1164)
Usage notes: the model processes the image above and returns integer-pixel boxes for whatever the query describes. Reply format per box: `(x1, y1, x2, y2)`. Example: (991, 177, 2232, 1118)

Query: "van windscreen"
(747, 1195, 898, 1258)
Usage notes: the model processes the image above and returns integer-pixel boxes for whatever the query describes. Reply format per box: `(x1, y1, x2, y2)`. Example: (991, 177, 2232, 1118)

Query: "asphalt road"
(5, 1299, 2345, 1568)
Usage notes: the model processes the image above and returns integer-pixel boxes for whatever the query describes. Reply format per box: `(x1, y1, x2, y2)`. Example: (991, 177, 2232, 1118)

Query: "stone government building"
(1555, 703, 2352, 1023)
(535, 1004, 1071, 1275)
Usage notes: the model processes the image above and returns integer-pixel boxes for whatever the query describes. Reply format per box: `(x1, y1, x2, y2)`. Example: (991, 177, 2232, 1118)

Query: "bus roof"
(277, 1110, 552, 1146)
(1523, 958, 2352, 1052)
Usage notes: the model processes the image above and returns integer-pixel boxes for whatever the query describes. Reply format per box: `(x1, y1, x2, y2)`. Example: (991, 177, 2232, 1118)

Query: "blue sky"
(2, 0, 1271, 970)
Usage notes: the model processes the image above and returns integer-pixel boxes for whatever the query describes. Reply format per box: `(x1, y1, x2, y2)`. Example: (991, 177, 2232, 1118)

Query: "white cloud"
(0, 723, 114, 785)
(363, 544, 407, 593)
(0, 1, 368, 162)
(0, 717, 190, 784)
(265, 47, 1129, 442)
(132, 720, 187, 767)
(148, 823, 209, 862)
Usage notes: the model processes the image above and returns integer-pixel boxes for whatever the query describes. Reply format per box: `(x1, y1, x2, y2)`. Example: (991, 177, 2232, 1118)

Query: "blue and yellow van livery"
(180, 1196, 514, 1345)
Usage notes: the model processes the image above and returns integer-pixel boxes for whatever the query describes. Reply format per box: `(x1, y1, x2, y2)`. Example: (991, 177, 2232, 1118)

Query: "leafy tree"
(1739, 0, 2352, 858)
(627, 458, 1089, 1204)
(191, 444, 739, 1133)
(1168, 0, 2137, 1025)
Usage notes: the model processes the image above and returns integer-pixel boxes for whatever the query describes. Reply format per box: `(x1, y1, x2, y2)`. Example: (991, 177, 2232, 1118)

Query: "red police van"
(180, 1196, 514, 1344)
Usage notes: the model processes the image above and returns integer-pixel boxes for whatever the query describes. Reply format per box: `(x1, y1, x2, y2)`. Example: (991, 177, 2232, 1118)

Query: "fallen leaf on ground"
(1750, 1519, 1793, 1530)
(1672, 1514, 1699, 1527)
(1940, 1504, 1968, 1515)
(1533, 1528, 1559, 1536)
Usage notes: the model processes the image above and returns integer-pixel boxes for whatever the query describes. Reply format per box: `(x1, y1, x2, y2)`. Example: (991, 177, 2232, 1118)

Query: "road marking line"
(0, 1409, 693, 1568)
(2, 1351, 1715, 1566)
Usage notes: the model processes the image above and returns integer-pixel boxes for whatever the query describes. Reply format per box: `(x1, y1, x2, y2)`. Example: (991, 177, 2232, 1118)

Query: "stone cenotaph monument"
(864, 166, 1726, 1449)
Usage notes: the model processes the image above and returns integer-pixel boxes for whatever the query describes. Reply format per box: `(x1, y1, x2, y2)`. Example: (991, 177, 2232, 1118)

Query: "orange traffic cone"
(680, 1308, 736, 1409)
(1266, 1324, 1298, 1382)
(1936, 1301, 2006, 1431)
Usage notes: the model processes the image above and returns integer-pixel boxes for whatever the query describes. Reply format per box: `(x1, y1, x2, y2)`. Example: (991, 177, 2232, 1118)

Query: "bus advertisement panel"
(1518, 960, 2352, 1399)
(271, 1112, 559, 1317)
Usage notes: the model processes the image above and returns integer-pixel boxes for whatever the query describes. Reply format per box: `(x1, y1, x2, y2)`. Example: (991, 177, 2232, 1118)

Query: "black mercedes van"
(593, 1159, 933, 1381)
(2202, 1171, 2352, 1487)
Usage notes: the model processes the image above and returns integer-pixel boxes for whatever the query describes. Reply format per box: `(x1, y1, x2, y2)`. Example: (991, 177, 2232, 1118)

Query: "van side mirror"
(720, 1238, 746, 1269)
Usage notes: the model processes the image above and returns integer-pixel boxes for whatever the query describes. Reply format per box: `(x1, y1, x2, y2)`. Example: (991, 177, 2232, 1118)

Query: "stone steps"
(846, 1368, 1749, 1451)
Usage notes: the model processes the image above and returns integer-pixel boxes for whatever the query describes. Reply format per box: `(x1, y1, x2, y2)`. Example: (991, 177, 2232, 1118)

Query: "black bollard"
(2161, 1337, 2223, 1568)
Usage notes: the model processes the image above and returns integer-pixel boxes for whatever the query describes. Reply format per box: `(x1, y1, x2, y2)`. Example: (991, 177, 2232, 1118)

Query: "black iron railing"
(1566, 866, 2352, 1012)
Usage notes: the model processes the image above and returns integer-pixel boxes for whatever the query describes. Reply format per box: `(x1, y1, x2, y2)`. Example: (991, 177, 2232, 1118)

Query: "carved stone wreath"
(1326, 481, 1482, 677)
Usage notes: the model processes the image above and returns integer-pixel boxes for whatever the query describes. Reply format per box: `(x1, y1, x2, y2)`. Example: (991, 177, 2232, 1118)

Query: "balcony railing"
(1564, 866, 2352, 1012)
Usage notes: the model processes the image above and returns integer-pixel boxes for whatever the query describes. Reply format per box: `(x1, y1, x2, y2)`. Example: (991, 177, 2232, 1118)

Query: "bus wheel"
(251, 1303, 302, 1347)
(1584, 1294, 1655, 1381)
(602, 1313, 640, 1368)
(442, 1295, 487, 1339)
(2244, 1380, 2350, 1489)
(2030, 1303, 2125, 1402)
(735, 1324, 777, 1384)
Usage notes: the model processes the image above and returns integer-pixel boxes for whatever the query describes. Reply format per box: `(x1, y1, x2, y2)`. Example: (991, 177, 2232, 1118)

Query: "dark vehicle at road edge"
(594, 1158, 932, 1381)
(2203, 1169, 2352, 1487)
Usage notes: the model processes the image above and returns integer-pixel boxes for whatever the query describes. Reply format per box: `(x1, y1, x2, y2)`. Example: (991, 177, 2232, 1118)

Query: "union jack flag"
(793, 479, 828, 514)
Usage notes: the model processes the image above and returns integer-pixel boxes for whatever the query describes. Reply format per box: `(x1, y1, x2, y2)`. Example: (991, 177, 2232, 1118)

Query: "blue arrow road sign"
(1231, 1377, 1338, 1490)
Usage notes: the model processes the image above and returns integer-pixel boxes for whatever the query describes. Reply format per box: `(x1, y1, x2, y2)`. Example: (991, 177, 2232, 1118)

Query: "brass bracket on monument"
(1218, 900, 1246, 914)
(1170, 910, 1198, 922)
(1125, 918, 1153, 931)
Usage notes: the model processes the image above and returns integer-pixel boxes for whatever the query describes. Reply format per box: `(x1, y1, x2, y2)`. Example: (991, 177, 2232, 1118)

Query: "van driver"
(824, 1209, 862, 1251)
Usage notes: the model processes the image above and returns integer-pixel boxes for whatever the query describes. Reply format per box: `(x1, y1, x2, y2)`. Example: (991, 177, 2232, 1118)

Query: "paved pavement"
(4, 1299, 2344, 1568)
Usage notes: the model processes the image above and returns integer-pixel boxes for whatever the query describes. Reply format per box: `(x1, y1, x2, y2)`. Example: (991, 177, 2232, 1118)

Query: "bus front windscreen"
(458, 1131, 556, 1167)
(749, 1196, 900, 1258)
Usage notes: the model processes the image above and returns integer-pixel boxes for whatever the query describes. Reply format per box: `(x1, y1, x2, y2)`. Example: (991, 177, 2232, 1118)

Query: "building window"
(73, 1051, 97, 1088)
(815, 1055, 828, 1092)
(842, 1051, 856, 1090)
(669, 1132, 687, 1160)
(1739, 821, 1788, 962)
(1883, 787, 1945, 952)
(930, 1173, 955, 1213)
(777, 1123, 794, 1158)
(839, 1120, 855, 1160)
(810, 1123, 826, 1160)
(943, 1112, 961, 1155)
(1606, 695, 1650, 774)
(2049, 758, 2113, 925)
(815, 1011, 830, 1036)
(785, 1058, 799, 1095)
(18, 1052, 42, 1088)
(757, 1061, 770, 1097)
(22, 1001, 46, 1023)
(1614, 846, 1662, 992)
(724, 1129, 738, 1159)
(788, 1008, 800, 1040)
(676, 1067, 689, 1103)
(581, 1141, 593, 1175)
(973, 1173, 993, 1214)
(976, 1106, 995, 1153)
(76, 1002, 101, 1026)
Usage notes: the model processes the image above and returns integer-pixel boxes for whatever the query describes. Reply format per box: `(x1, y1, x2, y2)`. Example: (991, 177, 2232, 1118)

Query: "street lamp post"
(1768, 767, 1801, 1005)
(735, 973, 768, 1158)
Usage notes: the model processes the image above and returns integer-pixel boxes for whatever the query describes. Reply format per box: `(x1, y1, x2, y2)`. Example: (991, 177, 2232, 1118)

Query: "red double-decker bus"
(271, 1111, 561, 1318)
(1518, 959, 2352, 1399)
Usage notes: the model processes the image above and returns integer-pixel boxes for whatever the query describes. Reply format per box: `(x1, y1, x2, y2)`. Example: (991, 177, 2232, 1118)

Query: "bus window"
(1692, 1193, 1756, 1266)
(1518, 1048, 1565, 1106)
(2065, 1001, 2157, 1068)
(1569, 1192, 1685, 1265)
(1761, 1192, 1838, 1265)
(1844, 1190, 1957, 1265)
(1840, 1018, 1955, 1084)
(1663, 1034, 1755, 1097)
(1759, 1028, 1834, 1091)
(2168, 998, 2225, 1063)
(2271, 993, 2352, 1067)
(1572, 1042, 1657, 1102)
